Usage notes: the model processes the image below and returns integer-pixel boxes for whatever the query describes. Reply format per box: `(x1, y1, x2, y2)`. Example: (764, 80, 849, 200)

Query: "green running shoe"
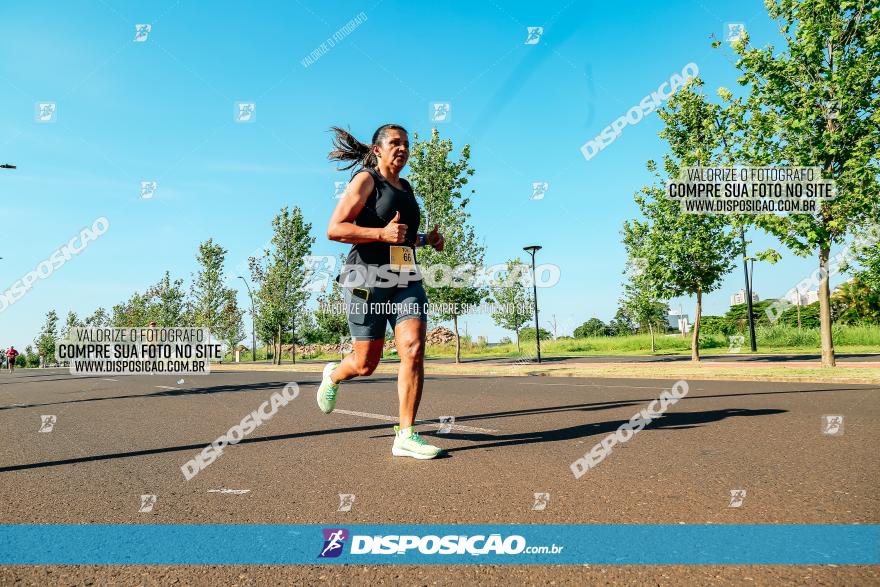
(392, 426, 442, 460)
(317, 362, 339, 414)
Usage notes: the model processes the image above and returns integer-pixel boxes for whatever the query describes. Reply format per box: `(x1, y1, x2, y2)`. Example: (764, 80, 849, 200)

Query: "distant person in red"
(6, 346, 19, 373)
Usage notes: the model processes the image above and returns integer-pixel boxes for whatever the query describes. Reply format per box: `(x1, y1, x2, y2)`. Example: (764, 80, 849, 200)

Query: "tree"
(728, 300, 780, 329)
(520, 326, 552, 341)
(24, 345, 39, 368)
(619, 249, 669, 351)
(110, 273, 186, 327)
(249, 207, 314, 364)
(147, 271, 187, 326)
(619, 275, 669, 353)
(84, 307, 109, 327)
(217, 289, 246, 359)
(62, 311, 83, 339)
(851, 228, 880, 291)
(408, 128, 486, 363)
(623, 81, 739, 361)
(111, 291, 150, 327)
(573, 318, 608, 338)
(489, 259, 532, 352)
(833, 277, 880, 324)
(724, 0, 880, 366)
(34, 310, 59, 363)
(289, 311, 319, 345)
(190, 240, 230, 332)
(313, 266, 348, 344)
(778, 300, 822, 328)
(607, 308, 637, 337)
(699, 315, 733, 336)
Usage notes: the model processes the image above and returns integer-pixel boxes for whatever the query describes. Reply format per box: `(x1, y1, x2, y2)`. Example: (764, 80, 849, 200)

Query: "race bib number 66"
(389, 246, 416, 271)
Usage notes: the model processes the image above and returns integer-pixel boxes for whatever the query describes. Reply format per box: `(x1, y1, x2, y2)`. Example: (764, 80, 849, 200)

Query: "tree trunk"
(691, 288, 702, 362)
(818, 246, 836, 367)
(291, 317, 296, 364)
(453, 315, 461, 364)
(275, 323, 282, 365)
(515, 327, 520, 353)
(649, 322, 655, 353)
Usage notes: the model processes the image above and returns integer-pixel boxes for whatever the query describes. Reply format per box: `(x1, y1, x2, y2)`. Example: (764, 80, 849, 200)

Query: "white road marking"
(102, 378, 118, 382)
(517, 382, 702, 390)
(154, 385, 177, 390)
(334, 409, 498, 433)
(208, 489, 251, 495)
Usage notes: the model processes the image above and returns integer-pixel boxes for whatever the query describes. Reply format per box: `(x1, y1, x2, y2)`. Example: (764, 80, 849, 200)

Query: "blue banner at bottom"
(0, 524, 876, 565)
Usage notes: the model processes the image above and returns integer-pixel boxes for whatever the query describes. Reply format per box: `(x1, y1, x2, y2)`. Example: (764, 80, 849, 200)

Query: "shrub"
(573, 318, 608, 338)
(520, 327, 552, 341)
(699, 315, 733, 336)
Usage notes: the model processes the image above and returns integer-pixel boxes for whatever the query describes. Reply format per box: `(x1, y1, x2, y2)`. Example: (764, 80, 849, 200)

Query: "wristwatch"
(416, 233, 428, 247)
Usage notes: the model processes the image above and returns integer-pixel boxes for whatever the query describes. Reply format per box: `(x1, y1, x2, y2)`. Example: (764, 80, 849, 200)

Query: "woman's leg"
(331, 339, 385, 382)
(389, 315, 440, 459)
(317, 338, 384, 414)
(393, 318, 426, 428)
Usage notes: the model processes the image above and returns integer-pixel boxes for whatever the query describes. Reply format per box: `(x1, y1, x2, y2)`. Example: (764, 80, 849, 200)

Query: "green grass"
(423, 335, 702, 358)
(421, 324, 880, 358)
(753, 323, 880, 348)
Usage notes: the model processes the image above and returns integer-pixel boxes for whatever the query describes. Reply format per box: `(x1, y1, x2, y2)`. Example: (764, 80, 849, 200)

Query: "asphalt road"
(1, 368, 877, 585)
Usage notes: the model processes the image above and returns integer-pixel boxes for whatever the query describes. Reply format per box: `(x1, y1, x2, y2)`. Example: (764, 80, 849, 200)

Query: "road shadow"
(0, 402, 785, 473)
(436, 408, 787, 453)
(0, 379, 323, 411)
(1, 372, 874, 414)
(0, 374, 420, 412)
(0, 421, 394, 473)
(0, 373, 112, 385)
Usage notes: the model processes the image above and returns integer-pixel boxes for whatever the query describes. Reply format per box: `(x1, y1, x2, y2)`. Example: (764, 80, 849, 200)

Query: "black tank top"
(345, 167, 421, 273)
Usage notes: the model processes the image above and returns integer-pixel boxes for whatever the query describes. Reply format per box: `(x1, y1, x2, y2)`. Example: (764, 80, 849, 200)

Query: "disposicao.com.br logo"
(317, 528, 563, 558)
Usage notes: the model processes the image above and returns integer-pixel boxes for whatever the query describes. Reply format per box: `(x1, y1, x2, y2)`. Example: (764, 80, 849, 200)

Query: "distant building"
(802, 290, 820, 305)
(783, 289, 819, 306)
(667, 310, 690, 334)
(730, 288, 759, 306)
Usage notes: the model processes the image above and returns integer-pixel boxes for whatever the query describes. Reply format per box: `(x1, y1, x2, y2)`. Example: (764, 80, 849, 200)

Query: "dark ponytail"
(328, 124, 408, 171)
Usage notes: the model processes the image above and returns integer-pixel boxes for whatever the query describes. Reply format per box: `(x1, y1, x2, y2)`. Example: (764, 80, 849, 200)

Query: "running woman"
(318, 124, 445, 460)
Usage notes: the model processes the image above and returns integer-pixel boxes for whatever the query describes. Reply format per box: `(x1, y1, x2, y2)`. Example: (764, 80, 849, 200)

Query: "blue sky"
(0, 0, 852, 347)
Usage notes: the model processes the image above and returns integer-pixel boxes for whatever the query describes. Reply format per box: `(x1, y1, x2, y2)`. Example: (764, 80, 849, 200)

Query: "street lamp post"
(740, 229, 758, 352)
(238, 276, 257, 362)
(523, 245, 542, 363)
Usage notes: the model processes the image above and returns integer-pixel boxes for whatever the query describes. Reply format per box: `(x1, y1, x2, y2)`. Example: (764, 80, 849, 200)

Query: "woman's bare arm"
(327, 171, 406, 245)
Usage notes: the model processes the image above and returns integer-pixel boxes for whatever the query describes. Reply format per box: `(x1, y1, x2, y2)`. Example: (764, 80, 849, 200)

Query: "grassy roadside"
(297, 344, 879, 362)
(295, 327, 880, 361)
(222, 326, 879, 384)
(371, 345, 879, 360)
(238, 326, 879, 363)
